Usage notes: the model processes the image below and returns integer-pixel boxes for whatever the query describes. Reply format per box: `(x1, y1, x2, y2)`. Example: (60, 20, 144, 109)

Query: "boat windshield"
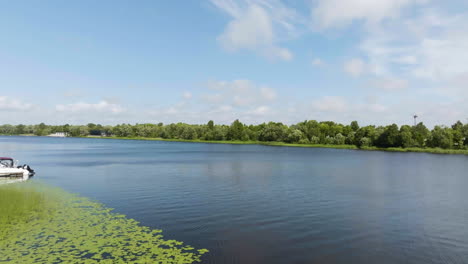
(0, 159, 13, 168)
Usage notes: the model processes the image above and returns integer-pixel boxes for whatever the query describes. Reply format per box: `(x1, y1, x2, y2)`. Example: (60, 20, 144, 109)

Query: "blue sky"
(1, 0, 467, 126)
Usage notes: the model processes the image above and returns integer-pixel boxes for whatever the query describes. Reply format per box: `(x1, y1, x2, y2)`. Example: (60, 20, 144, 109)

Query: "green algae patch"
(0, 182, 208, 263)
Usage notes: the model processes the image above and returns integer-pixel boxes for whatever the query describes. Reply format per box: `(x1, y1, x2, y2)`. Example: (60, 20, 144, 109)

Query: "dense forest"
(1, 120, 468, 150)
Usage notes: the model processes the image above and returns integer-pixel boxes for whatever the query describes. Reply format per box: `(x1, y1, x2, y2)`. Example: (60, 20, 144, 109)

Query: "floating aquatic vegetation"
(0, 182, 208, 263)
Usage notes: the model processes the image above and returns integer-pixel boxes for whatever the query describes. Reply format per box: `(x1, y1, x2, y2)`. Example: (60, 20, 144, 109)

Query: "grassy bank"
(0, 182, 208, 263)
(89, 136, 358, 149)
(84, 136, 468, 155)
(360, 146, 468, 155)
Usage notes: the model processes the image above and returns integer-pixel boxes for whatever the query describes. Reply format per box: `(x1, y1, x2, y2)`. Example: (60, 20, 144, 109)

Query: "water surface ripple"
(1, 136, 468, 264)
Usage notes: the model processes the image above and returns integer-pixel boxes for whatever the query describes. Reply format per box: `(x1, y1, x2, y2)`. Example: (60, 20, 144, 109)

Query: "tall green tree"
(412, 122, 429, 147)
(350, 121, 359, 132)
(285, 128, 303, 143)
(399, 125, 414, 148)
(259, 122, 287, 142)
(428, 126, 453, 149)
(228, 119, 244, 140)
(375, 124, 401, 148)
(207, 120, 214, 130)
(15, 124, 26, 134)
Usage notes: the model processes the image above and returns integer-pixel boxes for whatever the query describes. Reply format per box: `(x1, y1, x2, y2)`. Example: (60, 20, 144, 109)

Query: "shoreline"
(2, 134, 468, 155)
(85, 136, 468, 155)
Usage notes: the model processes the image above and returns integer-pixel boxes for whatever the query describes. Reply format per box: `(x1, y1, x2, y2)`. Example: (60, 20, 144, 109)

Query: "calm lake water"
(1, 136, 468, 264)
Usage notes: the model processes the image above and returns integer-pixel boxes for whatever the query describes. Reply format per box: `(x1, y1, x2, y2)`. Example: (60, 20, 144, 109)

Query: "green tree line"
(1, 120, 468, 150)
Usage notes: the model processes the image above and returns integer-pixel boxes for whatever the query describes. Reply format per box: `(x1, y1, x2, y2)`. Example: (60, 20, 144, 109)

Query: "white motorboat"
(0, 157, 35, 180)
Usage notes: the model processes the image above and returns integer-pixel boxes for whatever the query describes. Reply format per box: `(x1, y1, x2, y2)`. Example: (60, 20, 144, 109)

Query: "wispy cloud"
(311, 58, 324, 66)
(211, 0, 304, 60)
(370, 77, 409, 91)
(360, 10, 468, 82)
(202, 79, 278, 107)
(312, 96, 348, 113)
(311, 0, 427, 29)
(56, 101, 126, 114)
(0, 96, 34, 111)
(182, 91, 193, 100)
(344, 58, 366, 77)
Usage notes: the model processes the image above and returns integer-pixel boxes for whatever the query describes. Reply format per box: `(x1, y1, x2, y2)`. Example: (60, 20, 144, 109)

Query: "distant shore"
(2, 134, 467, 155)
(84, 135, 468, 155)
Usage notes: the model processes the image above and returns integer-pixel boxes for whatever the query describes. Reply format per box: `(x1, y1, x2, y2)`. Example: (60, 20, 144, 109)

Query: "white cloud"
(248, 105, 271, 116)
(412, 33, 468, 80)
(431, 72, 468, 99)
(217, 105, 234, 112)
(365, 103, 388, 113)
(207, 80, 228, 90)
(182, 91, 192, 100)
(371, 77, 409, 91)
(203, 79, 278, 107)
(147, 94, 465, 128)
(55, 101, 125, 114)
(211, 0, 302, 60)
(297, 96, 396, 125)
(218, 4, 273, 51)
(392, 55, 418, 65)
(0, 96, 34, 111)
(360, 10, 468, 83)
(230, 79, 253, 93)
(312, 96, 348, 113)
(311, 58, 323, 66)
(260, 87, 277, 101)
(202, 93, 224, 104)
(6, 1, 468, 128)
(312, 0, 427, 29)
(263, 46, 293, 61)
(147, 79, 282, 124)
(233, 95, 253, 106)
(344, 58, 366, 77)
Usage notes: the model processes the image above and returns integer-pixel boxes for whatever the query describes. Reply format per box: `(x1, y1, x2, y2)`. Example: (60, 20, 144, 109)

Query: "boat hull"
(0, 168, 31, 180)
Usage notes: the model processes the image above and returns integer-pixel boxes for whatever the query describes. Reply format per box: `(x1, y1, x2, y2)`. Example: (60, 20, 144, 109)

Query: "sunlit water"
(1, 136, 468, 264)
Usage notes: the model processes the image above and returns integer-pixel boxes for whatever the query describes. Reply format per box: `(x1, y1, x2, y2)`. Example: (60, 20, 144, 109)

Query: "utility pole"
(413, 114, 418, 126)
